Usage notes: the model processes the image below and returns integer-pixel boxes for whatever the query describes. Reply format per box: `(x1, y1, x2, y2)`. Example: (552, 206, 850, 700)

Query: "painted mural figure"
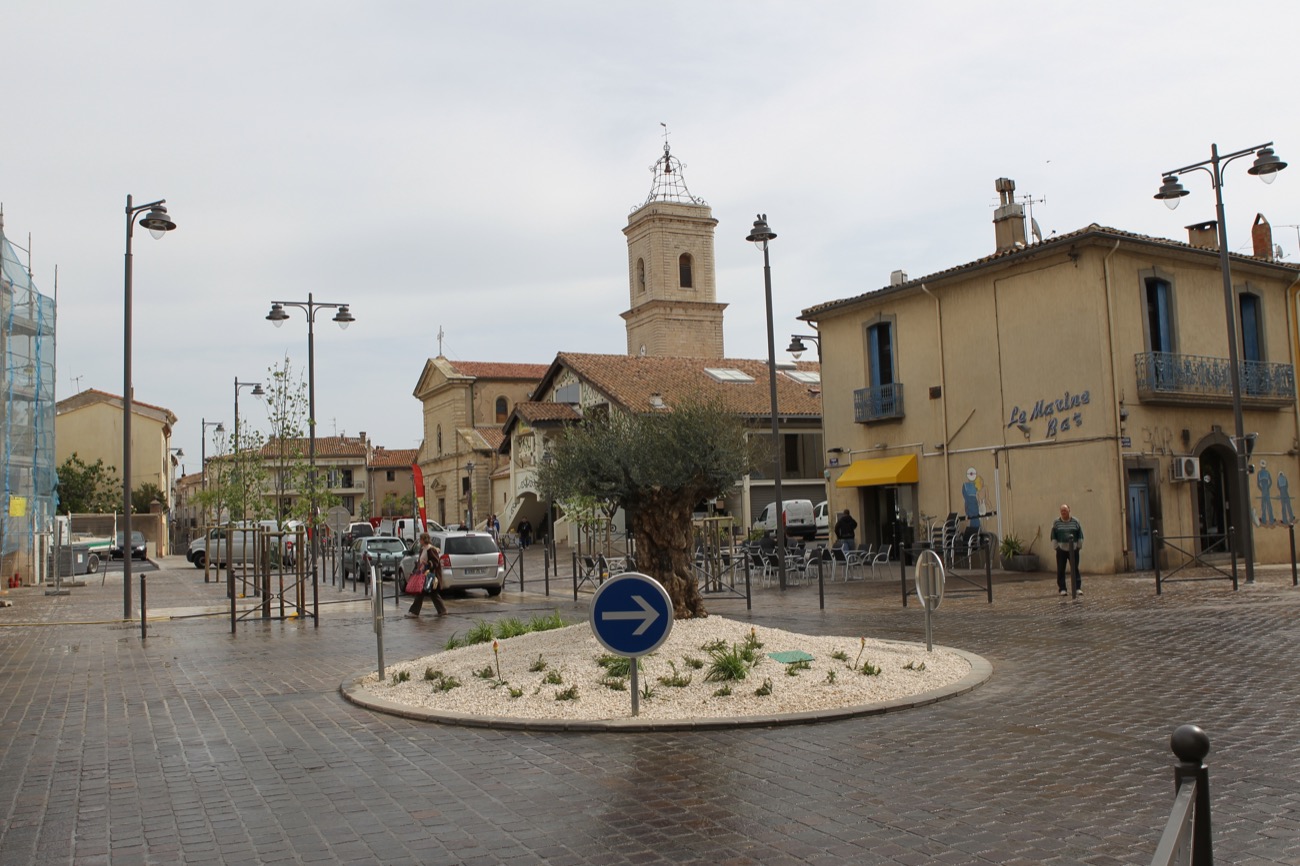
(962, 467, 985, 532)
(1279, 472, 1295, 525)
(1257, 460, 1275, 526)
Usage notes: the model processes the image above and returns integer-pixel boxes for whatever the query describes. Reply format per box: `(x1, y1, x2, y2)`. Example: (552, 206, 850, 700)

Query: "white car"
(400, 531, 505, 596)
(752, 499, 817, 540)
(814, 501, 830, 538)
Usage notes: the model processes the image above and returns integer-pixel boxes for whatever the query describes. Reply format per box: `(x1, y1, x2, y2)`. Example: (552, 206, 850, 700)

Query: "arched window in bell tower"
(436, 424, 443, 456)
(636, 258, 646, 294)
(495, 396, 509, 424)
(678, 253, 694, 289)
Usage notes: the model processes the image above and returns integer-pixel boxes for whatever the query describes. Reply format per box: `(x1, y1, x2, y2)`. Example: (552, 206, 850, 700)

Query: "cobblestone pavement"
(1, 552, 1298, 865)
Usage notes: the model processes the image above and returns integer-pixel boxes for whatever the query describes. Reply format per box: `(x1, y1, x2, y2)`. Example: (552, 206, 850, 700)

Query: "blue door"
(1127, 478, 1153, 570)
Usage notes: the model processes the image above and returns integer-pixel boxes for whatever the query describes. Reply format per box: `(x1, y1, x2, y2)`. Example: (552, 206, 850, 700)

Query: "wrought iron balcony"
(1135, 352, 1295, 408)
(854, 382, 904, 422)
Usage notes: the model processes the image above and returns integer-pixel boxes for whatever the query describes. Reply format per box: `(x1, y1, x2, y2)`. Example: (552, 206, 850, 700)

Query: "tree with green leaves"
(261, 355, 340, 529)
(56, 453, 120, 513)
(536, 398, 754, 619)
(380, 491, 415, 517)
(132, 482, 167, 514)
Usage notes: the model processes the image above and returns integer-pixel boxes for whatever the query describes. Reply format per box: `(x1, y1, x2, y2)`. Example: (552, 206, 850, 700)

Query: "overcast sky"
(5, 1, 1297, 472)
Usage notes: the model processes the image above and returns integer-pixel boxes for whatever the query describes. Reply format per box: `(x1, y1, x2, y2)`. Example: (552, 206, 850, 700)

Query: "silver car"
(343, 536, 409, 581)
(400, 531, 505, 596)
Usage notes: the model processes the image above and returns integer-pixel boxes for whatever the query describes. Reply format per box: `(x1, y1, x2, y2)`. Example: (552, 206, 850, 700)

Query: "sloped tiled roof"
(444, 359, 550, 381)
(513, 402, 583, 424)
(474, 426, 505, 451)
(802, 223, 1300, 319)
(258, 436, 368, 458)
(369, 447, 418, 468)
(550, 353, 822, 419)
(56, 388, 177, 426)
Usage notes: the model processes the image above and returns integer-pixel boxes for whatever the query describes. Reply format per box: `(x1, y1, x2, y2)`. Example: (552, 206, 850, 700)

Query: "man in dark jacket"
(834, 509, 858, 552)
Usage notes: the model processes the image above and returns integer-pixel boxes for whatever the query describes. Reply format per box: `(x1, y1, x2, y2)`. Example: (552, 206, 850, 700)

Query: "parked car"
(342, 536, 409, 581)
(814, 500, 830, 538)
(186, 522, 282, 570)
(110, 530, 147, 560)
(399, 531, 505, 596)
(341, 521, 374, 548)
(752, 499, 817, 540)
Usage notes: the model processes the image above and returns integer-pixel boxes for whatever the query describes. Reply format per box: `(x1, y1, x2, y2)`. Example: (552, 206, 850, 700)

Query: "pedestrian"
(518, 518, 532, 549)
(1051, 503, 1084, 597)
(405, 532, 447, 617)
(489, 513, 501, 539)
(833, 508, 858, 553)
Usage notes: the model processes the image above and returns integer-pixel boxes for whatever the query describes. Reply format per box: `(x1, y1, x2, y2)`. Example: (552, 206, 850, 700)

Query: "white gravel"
(356, 616, 972, 721)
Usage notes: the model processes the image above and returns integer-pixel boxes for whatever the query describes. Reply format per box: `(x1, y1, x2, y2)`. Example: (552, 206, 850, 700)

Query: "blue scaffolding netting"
(0, 227, 56, 564)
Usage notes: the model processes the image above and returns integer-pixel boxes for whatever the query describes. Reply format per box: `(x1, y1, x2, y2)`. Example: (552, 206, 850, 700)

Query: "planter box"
(1002, 553, 1041, 572)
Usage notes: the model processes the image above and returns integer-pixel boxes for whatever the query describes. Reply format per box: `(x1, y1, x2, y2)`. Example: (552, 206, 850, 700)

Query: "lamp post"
(233, 378, 264, 523)
(788, 333, 829, 526)
(747, 214, 788, 590)
(122, 195, 177, 630)
(464, 461, 476, 529)
(200, 419, 225, 525)
(1155, 141, 1287, 585)
(266, 293, 354, 586)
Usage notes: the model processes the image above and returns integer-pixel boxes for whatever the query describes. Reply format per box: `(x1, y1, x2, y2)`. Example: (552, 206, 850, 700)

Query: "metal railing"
(1150, 725, 1213, 866)
(1136, 351, 1295, 406)
(853, 382, 905, 422)
(1154, 529, 1238, 593)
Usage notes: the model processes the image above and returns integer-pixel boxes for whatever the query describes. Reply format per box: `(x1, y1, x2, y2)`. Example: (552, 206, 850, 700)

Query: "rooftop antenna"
(71, 374, 83, 393)
(1019, 193, 1047, 243)
(437, 326, 445, 356)
(1279, 225, 1300, 259)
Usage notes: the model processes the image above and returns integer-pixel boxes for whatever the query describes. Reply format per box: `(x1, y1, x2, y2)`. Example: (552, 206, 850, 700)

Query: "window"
(436, 424, 443, 456)
(637, 258, 646, 294)
(342, 469, 353, 489)
(1144, 276, 1176, 354)
(867, 321, 895, 389)
(678, 253, 694, 288)
(555, 382, 580, 404)
(704, 368, 755, 383)
(495, 396, 509, 424)
(385, 470, 395, 482)
(783, 370, 820, 385)
(1240, 291, 1263, 362)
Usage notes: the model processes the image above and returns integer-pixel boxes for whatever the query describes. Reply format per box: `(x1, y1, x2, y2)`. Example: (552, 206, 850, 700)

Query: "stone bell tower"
(621, 142, 726, 359)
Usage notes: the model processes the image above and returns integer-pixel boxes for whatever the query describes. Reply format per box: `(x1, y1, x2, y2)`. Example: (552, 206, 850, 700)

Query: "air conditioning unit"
(1172, 456, 1201, 482)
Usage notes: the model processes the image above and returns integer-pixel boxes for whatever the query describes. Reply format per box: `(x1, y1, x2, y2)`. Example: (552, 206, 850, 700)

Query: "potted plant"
(999, 533, 1040, 572)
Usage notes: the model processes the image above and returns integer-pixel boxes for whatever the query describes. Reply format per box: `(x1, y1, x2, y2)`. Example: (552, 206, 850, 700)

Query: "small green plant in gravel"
(700, 638, 728, 653)
(494, 617, 528, 639)
(424, 667, 443, 681)
(555, 685, 580, 701)
(830, 649, 848, 662)
(682, 655, 704, 670)
(903, 661, 926, 671)
(658, 660, 692, 688)
(785, 659, 811, 677)
(713, 684, 732, 697)
(466, 619, 495, 645)
(825, 670, 837, 685)
(473, 666, 495, 680)
(640, 682, 655, 700)
(428, 672, 461, 693)
(529, 654, 548, 672)
(543, 669, 564, 685)
(854, 637, 866, 669)
(754, 678, 774, 696)
(706, 643, 751, 682)
(508, 686, 524, 698)
(527, 610, 568, 632)
(601, 677, 628, 691)
(444, 633, 465, 651)
(744, 628, 764, 652)
(858, 661, 881, 676)
(390, 669, 411, 685)
(596, 654, 638, 678)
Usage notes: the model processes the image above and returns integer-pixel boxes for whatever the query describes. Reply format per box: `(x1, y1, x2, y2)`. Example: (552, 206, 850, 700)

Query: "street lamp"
(200, 419, 225, 524)
(788, 332, 829, 522)
(233, 378, 264, 523)
(266, 293, 354, 586)
(464, 461, 476, 529)
(122, 195, 176, 630)
(1155, 141, 1287, 585)
(747, 213, 788, 590)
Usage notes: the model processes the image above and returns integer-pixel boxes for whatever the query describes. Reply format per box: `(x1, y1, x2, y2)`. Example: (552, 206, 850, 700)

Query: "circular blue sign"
(589, 572, 674, 657)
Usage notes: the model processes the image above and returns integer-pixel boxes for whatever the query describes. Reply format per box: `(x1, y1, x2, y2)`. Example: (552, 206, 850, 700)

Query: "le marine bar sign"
(1007, 389, 1090, 438)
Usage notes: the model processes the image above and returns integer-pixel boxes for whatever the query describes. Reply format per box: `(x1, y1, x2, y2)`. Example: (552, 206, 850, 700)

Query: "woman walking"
(405, 532, 447, 617)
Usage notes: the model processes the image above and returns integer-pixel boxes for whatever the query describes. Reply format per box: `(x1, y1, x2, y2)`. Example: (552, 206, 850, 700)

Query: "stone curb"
(340, 645, 992, 732)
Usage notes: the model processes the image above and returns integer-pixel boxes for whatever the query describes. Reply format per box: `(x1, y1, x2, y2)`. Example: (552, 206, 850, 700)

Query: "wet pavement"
(1, 551, 1298, 865)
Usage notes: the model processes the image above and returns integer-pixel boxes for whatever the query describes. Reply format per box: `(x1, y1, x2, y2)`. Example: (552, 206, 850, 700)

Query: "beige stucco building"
(56, 389, 177, 502)
(804, 182, 1300, 574)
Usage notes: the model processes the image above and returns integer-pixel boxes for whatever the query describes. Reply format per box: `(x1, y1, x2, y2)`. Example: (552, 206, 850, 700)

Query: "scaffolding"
(0, 220, 57, 584)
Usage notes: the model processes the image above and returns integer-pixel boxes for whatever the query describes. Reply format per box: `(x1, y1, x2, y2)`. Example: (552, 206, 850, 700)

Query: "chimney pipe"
(992, 178, 1027, 252)
(1252, 213, 1274, 259)
(1186, 221, 1218, 250)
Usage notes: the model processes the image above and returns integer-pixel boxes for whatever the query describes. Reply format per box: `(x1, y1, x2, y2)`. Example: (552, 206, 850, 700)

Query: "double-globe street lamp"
(233, 378, 264, 524)
(266, 294, 354, 589)
(746, 214, 788, 591)
(122, 195, 177, 632)
(1155, 142, 1287, 586)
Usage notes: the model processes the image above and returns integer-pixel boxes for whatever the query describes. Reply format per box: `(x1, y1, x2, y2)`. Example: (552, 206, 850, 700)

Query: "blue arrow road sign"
(589, 572, 673, 657)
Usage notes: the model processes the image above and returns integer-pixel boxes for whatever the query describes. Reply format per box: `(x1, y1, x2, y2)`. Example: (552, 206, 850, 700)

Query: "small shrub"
(785, 659, 811, 677)
(640, 682, 655, 700)
(744, 628, 764, 652)
(444, 633, 465, 651)
(830, 650, 848, 662)
(596, 654, 636, 678)
(529, 654, 548, 672)
(543, 669, 564, 685)
(494, 617, 528, 639)
(390, 670, 411, 685)
(466, 619, 495, 645)
(527, 610, 567, 632)
(825, 670, 837, 685)
(706, 644, 750, 682)
(683, 655, 705, 670)
(508, 686, 524, 698)
(473, 666, 495, 680)
(430, 674, 461, 693)
(601, 677, 628, 691)
(423, 667, 443, 681)
(700, 638, 728, 653)
(658, 660, 692, 688)
(555, 685, 580, 701)
(754, 678, 774, 696)
(903, 661, 926, 672)
(858, 661, 881, 676)
(712, 684, 732, 697)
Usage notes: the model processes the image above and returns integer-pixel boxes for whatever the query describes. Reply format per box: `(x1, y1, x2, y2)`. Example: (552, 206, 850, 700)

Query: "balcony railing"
(1135, 352, 1295, 408)
(854, 382, 904, 422)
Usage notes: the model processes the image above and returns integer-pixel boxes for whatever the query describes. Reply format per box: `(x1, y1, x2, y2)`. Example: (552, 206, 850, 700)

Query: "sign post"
(589, 572, 673, 716)
(913, 549, 946, 652)
(371, 562, 385, 679)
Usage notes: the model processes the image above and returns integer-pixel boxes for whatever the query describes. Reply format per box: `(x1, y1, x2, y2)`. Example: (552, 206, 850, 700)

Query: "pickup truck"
(187, 523, 282, 569)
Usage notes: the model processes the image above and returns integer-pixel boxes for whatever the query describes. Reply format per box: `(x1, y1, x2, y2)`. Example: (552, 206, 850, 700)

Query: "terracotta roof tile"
(369, 447, 418, 468)
(475, 427, 506, 450)
(258, 436, 368, 458)
(444, 360, 550, 381)
(513, 402, 583, 423)
(56, 389, 177, 424)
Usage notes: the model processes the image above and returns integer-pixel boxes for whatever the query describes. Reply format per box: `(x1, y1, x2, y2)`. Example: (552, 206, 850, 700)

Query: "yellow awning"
(835, 454, 919, 487)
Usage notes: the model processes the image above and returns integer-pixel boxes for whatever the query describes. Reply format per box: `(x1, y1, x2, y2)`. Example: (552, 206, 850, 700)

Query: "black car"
(110, 531, 148, 560)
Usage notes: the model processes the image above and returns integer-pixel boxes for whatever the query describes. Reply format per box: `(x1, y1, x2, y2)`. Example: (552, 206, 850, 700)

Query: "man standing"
(833, 509, 858, 553)
(1051, 504, 1084, 597)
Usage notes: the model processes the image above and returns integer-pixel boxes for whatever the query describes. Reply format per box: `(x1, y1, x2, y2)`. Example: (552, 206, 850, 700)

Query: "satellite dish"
(1031, 217, 1043, 244)
(1275, 244, 1285, 260)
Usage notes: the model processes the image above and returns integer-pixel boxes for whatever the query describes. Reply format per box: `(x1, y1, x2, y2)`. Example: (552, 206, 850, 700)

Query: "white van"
(752, 499, 817, 540)
(814, 500, 830, 538)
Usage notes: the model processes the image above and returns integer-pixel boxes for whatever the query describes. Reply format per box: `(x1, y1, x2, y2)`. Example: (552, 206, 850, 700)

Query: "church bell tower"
(621, 142, 726, 358)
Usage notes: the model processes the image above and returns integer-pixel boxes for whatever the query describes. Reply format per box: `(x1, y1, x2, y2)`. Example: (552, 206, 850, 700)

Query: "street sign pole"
(589, 572, 673, 717)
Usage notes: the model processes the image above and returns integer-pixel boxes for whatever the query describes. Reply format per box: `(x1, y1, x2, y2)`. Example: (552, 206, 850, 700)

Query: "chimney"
(1252, 213, 1274, 259)
(1186, 221, 1218, 250)
(992, 178, 1027, 252)
(890, 269, 908, 286)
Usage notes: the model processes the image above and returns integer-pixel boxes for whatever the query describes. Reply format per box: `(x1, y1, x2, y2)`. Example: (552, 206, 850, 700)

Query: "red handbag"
(404, 563, 427, 595)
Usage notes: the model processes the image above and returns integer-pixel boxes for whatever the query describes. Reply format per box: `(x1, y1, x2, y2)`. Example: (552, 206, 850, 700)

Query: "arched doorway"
(1196, 442, 1237, 553)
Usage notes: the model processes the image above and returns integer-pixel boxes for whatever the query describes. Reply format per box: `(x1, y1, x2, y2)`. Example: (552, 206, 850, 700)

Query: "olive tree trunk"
(629, 492, 706, 619)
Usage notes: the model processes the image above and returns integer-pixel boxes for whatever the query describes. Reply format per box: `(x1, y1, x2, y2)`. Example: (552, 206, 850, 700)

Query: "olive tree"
(536, 399, 754, 619)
